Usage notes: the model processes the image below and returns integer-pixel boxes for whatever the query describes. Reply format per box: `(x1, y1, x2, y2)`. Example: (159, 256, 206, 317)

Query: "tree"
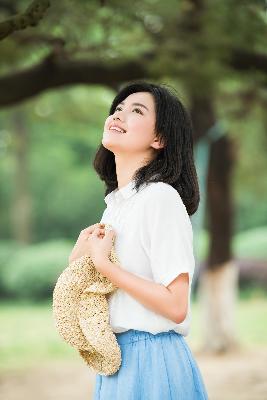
(1, 0, 266, 352)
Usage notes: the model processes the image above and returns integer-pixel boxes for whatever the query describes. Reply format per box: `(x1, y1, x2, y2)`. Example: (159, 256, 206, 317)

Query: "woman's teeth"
(109, 127, 125, 133)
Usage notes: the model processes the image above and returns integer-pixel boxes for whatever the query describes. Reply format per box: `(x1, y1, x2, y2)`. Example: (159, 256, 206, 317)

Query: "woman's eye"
(133, 107, 143, 114)
(114, 106, 143, 115)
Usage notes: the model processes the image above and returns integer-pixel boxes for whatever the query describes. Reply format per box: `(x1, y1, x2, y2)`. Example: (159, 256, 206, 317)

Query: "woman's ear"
(151, 136, 165, 150)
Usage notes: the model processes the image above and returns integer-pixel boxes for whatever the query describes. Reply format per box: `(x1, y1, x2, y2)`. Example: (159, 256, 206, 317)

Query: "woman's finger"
(83, 224, 99, 235)
(80, 223, 102, 237)
(91, 227, 102, 237)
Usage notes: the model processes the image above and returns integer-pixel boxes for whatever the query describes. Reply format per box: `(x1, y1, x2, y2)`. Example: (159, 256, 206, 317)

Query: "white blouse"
(100, 179, 195, 336)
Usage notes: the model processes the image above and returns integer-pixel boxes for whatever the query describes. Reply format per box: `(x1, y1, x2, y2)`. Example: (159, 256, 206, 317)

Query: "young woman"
(70, 81, 209, 399)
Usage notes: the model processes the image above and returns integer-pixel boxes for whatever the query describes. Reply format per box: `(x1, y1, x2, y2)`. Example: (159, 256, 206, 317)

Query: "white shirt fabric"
(100, 179, 195, 336)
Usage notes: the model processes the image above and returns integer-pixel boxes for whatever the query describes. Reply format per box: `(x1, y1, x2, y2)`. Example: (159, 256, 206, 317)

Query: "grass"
(189, 293, 267, 349)
(0, 298, 80, 373)
(1, 292, 267, 373)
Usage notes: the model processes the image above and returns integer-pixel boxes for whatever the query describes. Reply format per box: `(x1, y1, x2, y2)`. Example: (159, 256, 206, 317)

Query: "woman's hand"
(87, 226, 116, 272)
(69, 223, 105, 264)
(68, 223, 116, 273)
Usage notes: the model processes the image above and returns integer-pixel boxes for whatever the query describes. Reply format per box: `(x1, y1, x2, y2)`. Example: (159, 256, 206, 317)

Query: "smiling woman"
(95, 81, 199, 217)
(102, 90, 163, 166)
(91, 80, 208, 399)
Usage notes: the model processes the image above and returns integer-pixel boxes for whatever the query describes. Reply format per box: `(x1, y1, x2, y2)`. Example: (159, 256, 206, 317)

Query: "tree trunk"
(198, 260, 239, 352)
(10, 109, 32, 243)
(191, 96, 239, 352)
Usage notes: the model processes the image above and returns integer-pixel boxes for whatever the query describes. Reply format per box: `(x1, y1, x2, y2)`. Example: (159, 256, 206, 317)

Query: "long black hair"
(93, 80, 200, 216)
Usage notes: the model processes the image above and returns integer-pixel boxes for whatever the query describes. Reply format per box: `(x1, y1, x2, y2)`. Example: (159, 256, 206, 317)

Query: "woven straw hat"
(52, 224, 122, 376)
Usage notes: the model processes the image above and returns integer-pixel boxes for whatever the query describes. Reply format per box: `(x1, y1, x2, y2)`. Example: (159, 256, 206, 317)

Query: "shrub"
(1, 239, 73, 300)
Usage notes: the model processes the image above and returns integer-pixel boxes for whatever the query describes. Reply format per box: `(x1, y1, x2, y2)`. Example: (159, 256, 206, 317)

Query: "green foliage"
(195, 227, 267, 261)
(234, 226, 267, 259)
(0, 239, 72, 300)
(1, 225, 266, 302)
(0, 1, 266, 258)
(232, 105, 267, 230)
(0, 240, 25, 296)
(1, 0, 266, 78)
(193, 229, 209, 263)
(0, 86, 110, 240)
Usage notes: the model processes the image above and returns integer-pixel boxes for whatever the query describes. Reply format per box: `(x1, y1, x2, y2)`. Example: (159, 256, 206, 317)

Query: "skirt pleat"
(92, 329, 209, 400)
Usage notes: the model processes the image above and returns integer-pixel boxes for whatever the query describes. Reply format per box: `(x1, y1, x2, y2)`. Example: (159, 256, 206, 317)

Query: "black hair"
(93, 80, 200, 215)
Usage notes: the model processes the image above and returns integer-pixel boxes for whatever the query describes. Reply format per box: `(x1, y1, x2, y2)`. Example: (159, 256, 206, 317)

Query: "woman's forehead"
(119, 92, 155, 111)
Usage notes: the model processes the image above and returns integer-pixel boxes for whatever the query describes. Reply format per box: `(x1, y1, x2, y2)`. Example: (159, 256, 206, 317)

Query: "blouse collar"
(104, 180, 137, 205)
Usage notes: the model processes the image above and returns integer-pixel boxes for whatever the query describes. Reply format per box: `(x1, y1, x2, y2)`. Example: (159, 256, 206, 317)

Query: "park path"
(0, 346, 267, 400)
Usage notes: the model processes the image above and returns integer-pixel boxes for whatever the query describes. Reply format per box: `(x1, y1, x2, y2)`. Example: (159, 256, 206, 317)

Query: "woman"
(69, 81, 209, 399)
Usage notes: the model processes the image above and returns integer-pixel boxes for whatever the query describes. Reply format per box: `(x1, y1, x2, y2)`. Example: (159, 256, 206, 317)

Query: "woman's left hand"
(88, 226, 116, 273)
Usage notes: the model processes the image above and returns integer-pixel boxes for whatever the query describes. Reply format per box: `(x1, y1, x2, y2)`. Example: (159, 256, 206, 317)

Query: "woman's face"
(102, 91, 163, 155)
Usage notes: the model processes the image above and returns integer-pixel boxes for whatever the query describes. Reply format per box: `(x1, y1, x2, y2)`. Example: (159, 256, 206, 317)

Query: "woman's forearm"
(94, 257, 185, 324)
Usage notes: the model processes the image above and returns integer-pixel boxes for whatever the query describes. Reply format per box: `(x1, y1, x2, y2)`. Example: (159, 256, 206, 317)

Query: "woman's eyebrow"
(119, 101, 149, 111)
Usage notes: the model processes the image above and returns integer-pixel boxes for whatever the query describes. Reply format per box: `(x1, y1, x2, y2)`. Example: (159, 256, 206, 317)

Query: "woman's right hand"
(68, 223, 105, 264)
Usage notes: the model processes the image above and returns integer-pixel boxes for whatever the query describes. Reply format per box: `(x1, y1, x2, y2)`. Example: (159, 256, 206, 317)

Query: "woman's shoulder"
(143, 181, 183, 204)
(140, 181, 193, 235)
(141, 182, 190, 222)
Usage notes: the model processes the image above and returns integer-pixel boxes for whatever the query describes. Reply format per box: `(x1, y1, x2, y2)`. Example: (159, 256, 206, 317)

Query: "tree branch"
(0, 43, 266, 108)
(0, 0, 51, 40)
(0, 52, 154, 107)
(0, 1, 17, 15)
(229, 48, 267, 73)
(11, 31, 65, 47)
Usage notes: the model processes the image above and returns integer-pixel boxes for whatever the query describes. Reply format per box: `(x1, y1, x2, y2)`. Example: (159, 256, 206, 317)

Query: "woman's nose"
(113, 114, 124, 122)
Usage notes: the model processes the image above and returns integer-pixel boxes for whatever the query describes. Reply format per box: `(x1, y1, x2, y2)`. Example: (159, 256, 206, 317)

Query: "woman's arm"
(94, 256, 189, 324)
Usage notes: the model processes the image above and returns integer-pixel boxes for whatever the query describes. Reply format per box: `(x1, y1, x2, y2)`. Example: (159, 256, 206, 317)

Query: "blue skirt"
(93, 329, 209, 399)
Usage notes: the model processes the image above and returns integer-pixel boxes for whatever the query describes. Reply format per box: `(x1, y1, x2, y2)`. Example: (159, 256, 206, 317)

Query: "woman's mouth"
(108, 126, 126, 134)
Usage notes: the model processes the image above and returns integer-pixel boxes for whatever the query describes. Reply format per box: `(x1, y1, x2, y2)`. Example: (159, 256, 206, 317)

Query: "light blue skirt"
(93, 329, 209, 399)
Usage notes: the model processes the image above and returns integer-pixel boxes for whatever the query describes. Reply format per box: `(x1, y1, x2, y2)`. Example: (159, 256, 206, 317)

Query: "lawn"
(1, 293, 267, 373)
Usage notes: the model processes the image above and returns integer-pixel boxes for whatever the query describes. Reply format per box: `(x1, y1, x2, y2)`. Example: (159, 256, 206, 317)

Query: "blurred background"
(0, 1, 267, 399)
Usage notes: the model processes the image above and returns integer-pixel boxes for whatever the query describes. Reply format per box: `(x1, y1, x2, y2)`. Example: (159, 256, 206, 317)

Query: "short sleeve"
(141, 183, 195, 288)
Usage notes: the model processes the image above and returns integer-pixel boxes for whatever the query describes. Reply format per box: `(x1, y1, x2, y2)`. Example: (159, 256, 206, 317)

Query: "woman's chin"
(101, 137, 117, 151)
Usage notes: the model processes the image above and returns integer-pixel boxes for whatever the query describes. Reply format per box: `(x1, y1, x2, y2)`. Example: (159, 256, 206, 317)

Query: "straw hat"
(52, 224, 122, 375)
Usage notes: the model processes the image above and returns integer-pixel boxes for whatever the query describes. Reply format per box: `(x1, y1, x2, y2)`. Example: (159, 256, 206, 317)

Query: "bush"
(0, 240, 25, 297)
(1, 239, 73, 300)
(233, 226, 267, 259)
